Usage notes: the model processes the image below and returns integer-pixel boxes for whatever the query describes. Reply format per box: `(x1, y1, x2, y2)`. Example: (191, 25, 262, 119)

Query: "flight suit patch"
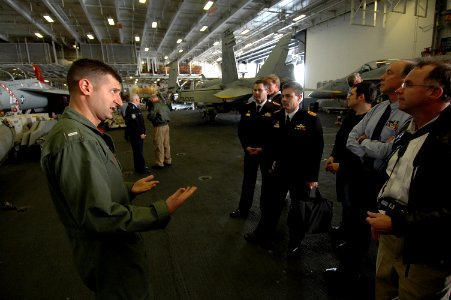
(64, 128, 83, 141)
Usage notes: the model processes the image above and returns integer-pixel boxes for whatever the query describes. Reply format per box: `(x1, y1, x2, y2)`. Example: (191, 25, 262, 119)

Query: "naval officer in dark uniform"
(124, 94, 149, 174)
(266, 81, 324, 256)
(230, 79, 280, 218)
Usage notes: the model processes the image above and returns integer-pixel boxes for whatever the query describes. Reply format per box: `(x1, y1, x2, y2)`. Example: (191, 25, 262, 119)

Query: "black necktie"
(371, 104, 392, 141)
(286, 115, 291, 125)
(256, 105, 261, 113)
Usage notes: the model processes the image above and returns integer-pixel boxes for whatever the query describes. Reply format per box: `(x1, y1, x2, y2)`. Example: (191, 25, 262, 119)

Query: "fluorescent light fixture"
(177, 38, 182, 43)
(139, 0, 146, 3)
(87, 33, 94, 40)
(203, 1, 214, 10)
(241, 29, 250, 35)
(200, 26, 208, 32)
(216, 57, 222, 62)
(35, 32, 43, 38)
(44, 79, 49, 83)
(152, 21, 157, 28)
(108, 17, 115, 25)
(135, 36, 140, 42)
(129, 76, 133, 79)
(179, 49, 184, 53)
(213, 41, 219, 46)
(43, 15, 54, 23)
(293, 14, 306, 21)
(164, 56, 168, 59)
(144, 47, 149, 51)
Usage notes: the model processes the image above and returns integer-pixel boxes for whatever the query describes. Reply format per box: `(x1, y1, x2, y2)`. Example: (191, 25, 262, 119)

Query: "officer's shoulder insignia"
(274, 109, 282, 114)
(308, 111, 317, 117)
(264, 112, 272, 117)
(272, 102, 281, 106)
(131, 113, 137, 119)
(64, 128, 83, 141)
(273, 121, 280, 128)
(245, 111, 251, 117)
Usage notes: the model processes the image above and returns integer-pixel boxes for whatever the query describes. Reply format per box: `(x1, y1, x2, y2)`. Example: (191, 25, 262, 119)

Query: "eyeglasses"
(400, 82, 436, 89)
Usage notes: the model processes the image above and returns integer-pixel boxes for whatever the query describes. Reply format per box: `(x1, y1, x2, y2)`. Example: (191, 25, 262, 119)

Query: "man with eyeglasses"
(367, 58, 451, 299)
(331, 60, 416, 285)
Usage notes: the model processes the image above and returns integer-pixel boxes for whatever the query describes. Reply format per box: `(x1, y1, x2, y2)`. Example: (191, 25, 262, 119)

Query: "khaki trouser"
(153, 124, 171, 166)
(376, 235, 451, 300)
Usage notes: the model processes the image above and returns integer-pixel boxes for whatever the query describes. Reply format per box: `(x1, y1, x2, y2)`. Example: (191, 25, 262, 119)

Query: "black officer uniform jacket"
(124, 102, 146, 137)
(238, 100, 280, 154)
(390, 105, 451, 266)
(268, 108, 324, 183)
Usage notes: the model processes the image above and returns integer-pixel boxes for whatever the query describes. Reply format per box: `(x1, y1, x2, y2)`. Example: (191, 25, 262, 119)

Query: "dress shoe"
(136, 168, 151, 174)
(229, 208, 249, 218)
(151, 164, 164, 169)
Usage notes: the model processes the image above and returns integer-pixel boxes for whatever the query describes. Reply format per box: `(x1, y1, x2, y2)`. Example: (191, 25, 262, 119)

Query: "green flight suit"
(41, 107, 170, 299)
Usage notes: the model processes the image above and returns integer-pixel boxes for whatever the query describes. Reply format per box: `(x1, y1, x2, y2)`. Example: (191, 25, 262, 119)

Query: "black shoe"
(151, 164, 164, 169)
(136, 169, 151, 174)
(164, 162, 172, 167)
(244, 231, 262, 244)
(229, 208, 249, 218)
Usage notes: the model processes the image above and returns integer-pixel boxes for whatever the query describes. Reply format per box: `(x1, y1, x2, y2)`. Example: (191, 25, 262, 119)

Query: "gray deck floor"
(0, 109, 376, 299)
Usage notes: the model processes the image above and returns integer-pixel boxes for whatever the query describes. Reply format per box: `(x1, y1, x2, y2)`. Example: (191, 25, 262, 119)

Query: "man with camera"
(366, 58, 451, 299)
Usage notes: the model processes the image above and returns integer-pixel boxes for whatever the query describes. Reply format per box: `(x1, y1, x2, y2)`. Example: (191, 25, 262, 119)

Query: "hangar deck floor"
(0, 109, 376, 300)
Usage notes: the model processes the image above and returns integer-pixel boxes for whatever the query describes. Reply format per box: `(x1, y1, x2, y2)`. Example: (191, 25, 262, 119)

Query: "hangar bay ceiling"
(0, 0, 427, 78)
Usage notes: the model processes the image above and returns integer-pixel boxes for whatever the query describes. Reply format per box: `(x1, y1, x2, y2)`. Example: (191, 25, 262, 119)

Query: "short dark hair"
(67, 58, 122, 92)
(417, 58, 451, 101)
(254, 79, 268, 89)
(355, 82, 377, 103)
(281, 81, 303, 96)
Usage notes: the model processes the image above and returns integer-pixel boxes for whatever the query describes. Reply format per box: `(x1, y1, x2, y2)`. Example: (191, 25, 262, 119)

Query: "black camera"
(377, 197, 409, 216)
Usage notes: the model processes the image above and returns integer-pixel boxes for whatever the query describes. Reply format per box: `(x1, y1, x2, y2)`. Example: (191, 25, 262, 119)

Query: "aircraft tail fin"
(221, 29, 239, 85)
(32, 64, 45, 83)
(256, 33, 293, 80)
(167, 60, 179, 91)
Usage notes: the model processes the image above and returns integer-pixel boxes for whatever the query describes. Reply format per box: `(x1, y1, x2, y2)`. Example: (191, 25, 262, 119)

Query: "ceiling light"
(200, 26, 208, 32)
(139, 0, 146, 3)
(108, 17, 115, 26)
(213, 41, 219, 46)
(293, 14, 306, 21)
(177, 38, 182, 43)
(152, 21, 157, 28)
(164, 56, 168, 59)
(203, 1, 214, 10)
(216, 57, 222, 62)
(35, 32, 43, 38)
(135, 36, 140, 42)
(179, 49, 184, 53)
(241, 29, 250, 35)
(43, 15, 54, 23)
(87, 33, 94, 40)
(144, 47, 149, 51)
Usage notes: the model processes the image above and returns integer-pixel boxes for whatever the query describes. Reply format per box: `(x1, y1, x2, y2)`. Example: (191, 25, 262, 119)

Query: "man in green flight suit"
(41, 58, 197, 299)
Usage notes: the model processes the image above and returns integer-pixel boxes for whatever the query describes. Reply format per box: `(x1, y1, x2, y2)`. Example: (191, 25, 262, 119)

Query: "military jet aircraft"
(0, 65, 68, 163)
(0, 65, 69, 113)
(307, 59, 398, 100)
(176, 30, 295, 120)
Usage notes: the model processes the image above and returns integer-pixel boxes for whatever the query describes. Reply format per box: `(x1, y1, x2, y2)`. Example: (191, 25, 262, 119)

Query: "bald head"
(379, 60, 416, 100)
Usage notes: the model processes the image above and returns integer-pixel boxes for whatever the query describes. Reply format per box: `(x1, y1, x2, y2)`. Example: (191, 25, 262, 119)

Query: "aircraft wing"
(214, 86, 252, 99)
(18, 87, 69, 95)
